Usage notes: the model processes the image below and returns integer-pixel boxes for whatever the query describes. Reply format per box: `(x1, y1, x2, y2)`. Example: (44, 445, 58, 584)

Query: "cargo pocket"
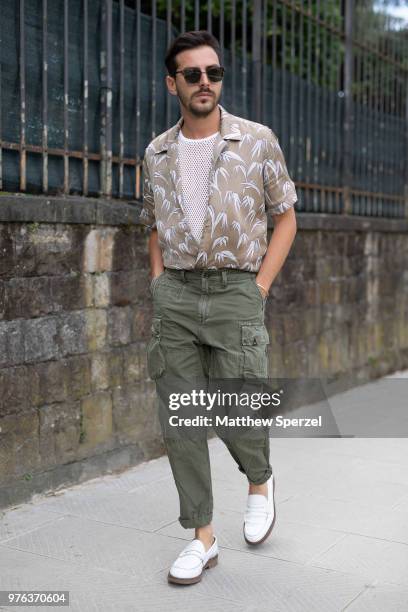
(147, 317, 166, 380)
(240, 324, 270, 379)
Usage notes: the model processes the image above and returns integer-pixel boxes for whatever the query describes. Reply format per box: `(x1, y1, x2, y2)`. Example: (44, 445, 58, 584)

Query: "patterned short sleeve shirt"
(139, 103, 298, 272)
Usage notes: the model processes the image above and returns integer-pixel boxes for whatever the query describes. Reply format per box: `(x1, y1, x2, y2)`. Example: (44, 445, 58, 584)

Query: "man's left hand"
(256, 282, 269, 299)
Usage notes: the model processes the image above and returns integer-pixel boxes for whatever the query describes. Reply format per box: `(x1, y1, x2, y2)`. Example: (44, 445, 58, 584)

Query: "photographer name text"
(168, 415, 322, 428)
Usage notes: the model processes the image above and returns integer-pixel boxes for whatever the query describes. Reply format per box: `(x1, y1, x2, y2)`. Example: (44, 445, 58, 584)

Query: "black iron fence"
(0, 0, 407, 217)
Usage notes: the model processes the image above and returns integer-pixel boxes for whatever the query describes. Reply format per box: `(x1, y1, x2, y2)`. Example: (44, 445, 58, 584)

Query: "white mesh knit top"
(177, 129, 219, 243)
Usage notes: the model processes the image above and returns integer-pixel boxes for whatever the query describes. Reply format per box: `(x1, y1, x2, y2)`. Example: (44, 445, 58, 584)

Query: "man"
(139, 30, 298, 585)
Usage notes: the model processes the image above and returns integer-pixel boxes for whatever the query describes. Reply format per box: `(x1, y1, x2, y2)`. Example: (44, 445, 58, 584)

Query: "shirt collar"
(152, 103, 242, 154)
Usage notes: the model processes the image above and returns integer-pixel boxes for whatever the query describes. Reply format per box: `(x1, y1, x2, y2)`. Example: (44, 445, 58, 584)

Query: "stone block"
(112, 383, 155, 441)
(268, 283, 285, 305)
(91, 352, 110, 391)
(304, 335, 320, 378)
(317, 331, 331, 372)
(0, 280, 4, 320)
(83, 228, 118, 273)
(3, 277, 52, 319)
(0, 226, 14, 277)
(281, 258, 303, 284)
(49, 274, 87, 311)
(25, 317, 59, 363)
(282, 312, 304, 343)
(282, 340, 306, 379)
(0, 320, 26, 366)
(112, 227, 144, 271)
(0, 365, 32, 415)
(28, 225, 81, 276)
(84, 309, 107, 351)
(268, 342, 285, 378)
(302, 307, 321, 338)
(107, 306, 132, 347)
(93, 272, 111, 307)
(0, 410, 40, 482)
(38, 401, 81, 467)
(83, 273, 95, 308)
(30, 359, 70, 405)
(123, 342, 148, 384)
(80, 392, 113, 448)
(67, 354, 92, 399)
(106, 349, 124, 388)
(58, 311, 88, 356)
(268, 317, 285, 346)
(281, 283, 304, 309)
(110, 270, 138, 307)
(316, 258, 333, 280)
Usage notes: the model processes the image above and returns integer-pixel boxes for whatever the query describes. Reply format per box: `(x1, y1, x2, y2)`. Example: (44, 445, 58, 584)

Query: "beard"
(177, 87, 221, 118)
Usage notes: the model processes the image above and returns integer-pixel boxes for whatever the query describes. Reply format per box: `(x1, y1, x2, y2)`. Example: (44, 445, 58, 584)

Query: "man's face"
(167, 45, 223, 117)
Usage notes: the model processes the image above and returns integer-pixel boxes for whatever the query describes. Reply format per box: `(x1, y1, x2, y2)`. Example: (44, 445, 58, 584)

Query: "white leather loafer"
(243, 473, 276, 545)
(167, 535, 219, 585)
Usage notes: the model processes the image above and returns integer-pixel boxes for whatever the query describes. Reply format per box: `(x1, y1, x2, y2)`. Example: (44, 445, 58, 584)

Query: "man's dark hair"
(165, 30, 222, 77)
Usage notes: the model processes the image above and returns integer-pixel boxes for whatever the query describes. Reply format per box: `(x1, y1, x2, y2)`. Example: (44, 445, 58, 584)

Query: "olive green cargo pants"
(146, 267, 273, 529)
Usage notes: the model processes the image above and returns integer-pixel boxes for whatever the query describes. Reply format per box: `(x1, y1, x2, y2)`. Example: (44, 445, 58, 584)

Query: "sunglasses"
(174, 65, 225, 84)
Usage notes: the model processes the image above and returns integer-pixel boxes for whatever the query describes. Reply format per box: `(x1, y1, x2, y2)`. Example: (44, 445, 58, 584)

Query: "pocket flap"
(241, 324, 270, 346)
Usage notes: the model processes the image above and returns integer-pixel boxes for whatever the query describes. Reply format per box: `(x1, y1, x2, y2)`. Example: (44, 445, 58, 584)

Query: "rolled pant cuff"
(247, 467, 273, 485)
(179, 513, 213, 529)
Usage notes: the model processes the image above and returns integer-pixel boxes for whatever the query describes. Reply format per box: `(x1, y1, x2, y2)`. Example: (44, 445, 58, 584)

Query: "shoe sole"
(243, 474, 276, 546)
(167, 554, 218, 585)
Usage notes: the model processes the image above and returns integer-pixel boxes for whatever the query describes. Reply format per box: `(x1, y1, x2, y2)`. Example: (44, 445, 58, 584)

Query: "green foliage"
(155, 0, 343, 87)
(152, 0, 406, 111)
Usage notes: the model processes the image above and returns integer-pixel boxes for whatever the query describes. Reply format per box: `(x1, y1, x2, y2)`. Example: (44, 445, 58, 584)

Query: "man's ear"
(165, 75, 177, 96)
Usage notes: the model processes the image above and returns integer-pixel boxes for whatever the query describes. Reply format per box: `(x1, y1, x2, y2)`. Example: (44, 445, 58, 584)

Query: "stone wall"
(1, 194, 407, 509)
(0, 195, 164, 509)
(266, 221, 408, 382)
